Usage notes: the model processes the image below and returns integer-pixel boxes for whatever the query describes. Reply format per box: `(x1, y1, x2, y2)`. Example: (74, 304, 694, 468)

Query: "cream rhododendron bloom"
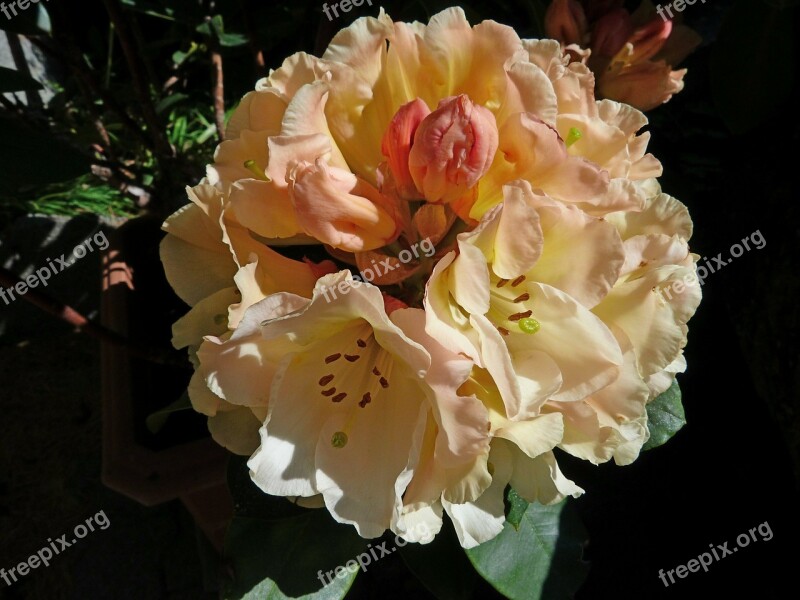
(160, 6, 701, 548)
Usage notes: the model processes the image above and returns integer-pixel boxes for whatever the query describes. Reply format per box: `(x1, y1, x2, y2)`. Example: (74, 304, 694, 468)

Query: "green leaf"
(466, 493, 589, 600)
(505, 488, 527, 531)
(398, 518, 477, 600)
(223, 514, 367, 600)
(196, 14, 248, 47)
(145, 390, 192, 434)
(218, 32, 249, 48)
(156, 92, 189, 115)
(0, 66, 43, 93)
(642, 380, 686, 451)
(711, 0, 795, 134)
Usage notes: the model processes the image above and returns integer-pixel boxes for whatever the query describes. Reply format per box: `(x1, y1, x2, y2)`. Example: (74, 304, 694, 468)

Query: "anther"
(513, 293, 530, 303)
(345, 354, 360, 362)
(325, 353, 341, 364)
(510, 275, 526, 287)
(318, 374, 334, 386)
(321, 388, 336, 397)
(332, 392, 347, 403)
(508, 310, 533, 322)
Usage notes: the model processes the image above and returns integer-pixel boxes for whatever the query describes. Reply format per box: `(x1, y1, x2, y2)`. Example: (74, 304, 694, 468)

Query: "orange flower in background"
(545, 0, 701, 110)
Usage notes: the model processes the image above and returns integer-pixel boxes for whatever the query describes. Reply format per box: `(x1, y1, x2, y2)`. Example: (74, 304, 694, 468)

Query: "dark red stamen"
(508, 310, 533, 322)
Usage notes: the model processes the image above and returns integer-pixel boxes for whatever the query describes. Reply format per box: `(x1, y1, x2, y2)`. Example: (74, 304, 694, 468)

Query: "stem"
(210, 44, 226, 141)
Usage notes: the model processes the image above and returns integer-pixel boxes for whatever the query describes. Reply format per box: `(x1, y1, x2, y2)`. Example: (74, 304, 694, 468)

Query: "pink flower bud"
(544, 0, 588, 45)
(408, 95, 499, 204)
(591, 8, 633, 58)
(381, 98, 431, 200)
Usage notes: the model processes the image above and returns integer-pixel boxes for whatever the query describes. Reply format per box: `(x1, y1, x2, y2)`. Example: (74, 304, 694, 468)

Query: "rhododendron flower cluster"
(161, 7, 701, 548)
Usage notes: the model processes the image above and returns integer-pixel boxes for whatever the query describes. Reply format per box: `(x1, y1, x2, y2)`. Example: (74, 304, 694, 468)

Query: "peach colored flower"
(159, 6, 703, 547)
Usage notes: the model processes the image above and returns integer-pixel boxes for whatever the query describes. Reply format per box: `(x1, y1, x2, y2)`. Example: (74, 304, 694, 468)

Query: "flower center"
(488, 273, 541, 336)
(313, 322, 395, 447)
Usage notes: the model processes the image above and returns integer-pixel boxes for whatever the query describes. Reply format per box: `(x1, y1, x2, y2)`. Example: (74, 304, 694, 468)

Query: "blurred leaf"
(0, 66, 43, 93)
(156, 92, 189, 114)
(398, 518, 478, 600)
(218, 32, 249, 48)
(466, 493, 589, 600)
(642, 380, 686, 451)
(145, 390, 191, 433)
(0, 116, 90, 193)
(172, 41, 202, 67)
(711, 0, 795, 134)
(223, 514, 366, 600)
(196, 14, 248, 47)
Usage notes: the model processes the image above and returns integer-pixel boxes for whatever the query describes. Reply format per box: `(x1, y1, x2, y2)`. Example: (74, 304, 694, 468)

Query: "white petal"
(509, 449, 584, 505)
